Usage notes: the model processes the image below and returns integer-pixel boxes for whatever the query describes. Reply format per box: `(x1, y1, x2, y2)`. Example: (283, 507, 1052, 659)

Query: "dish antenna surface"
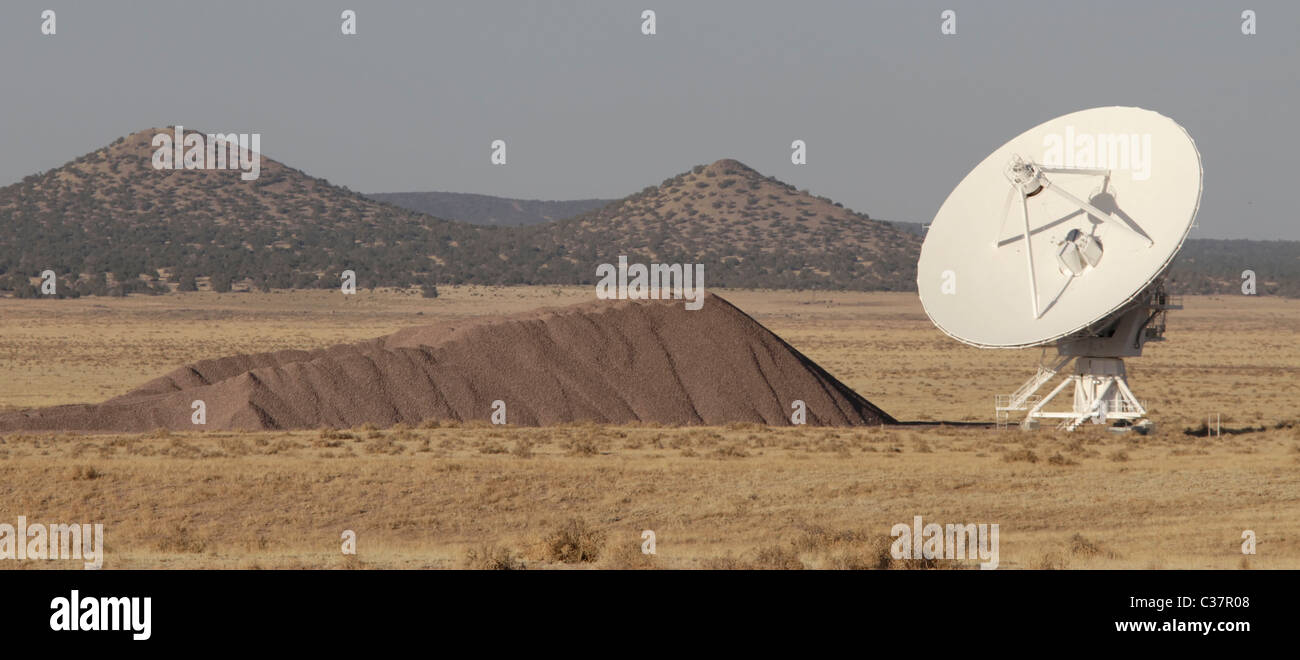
(918, 107, 1202, 431)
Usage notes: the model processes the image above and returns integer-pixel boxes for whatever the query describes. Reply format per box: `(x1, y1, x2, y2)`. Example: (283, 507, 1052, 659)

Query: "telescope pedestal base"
(999, 357, 1148, 432)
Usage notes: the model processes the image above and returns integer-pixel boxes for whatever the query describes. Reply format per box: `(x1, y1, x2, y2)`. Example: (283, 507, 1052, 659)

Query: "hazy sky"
(2, 1, 1296, 239)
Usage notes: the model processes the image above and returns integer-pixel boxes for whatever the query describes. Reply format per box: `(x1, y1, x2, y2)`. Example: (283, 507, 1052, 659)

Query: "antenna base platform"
(994, 280, 1174, 432)
(996, 356, 1149, 431)
(1014, 357, 1147, 431)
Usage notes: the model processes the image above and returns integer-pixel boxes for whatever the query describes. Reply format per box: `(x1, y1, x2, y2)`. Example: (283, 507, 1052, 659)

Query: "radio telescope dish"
(917, 107, 1202, 431)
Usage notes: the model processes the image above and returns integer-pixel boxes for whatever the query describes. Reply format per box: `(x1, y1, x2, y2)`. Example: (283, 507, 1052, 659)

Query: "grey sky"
(2, 1, 1296, 239)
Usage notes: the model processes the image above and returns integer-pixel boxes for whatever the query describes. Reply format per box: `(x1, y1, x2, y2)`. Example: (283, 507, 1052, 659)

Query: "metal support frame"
(999, 158, 1156, 321)
(998, 357, 1147, 431)
(993, 280, 1177, 432)
(1039, 178, 1154, 247)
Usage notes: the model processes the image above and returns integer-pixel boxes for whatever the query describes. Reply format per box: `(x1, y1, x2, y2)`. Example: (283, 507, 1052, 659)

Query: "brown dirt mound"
(0, 294, 894, 432)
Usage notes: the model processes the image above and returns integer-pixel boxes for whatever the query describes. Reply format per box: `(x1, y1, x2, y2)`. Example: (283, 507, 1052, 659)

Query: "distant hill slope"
(366, 191, 613, 226)
(0, 129, 1292, 296)
(516, 159, 922, 290)
(1167, 239, 1300, 296)
(885, 221, 927, 237)
(0, 132, 921, 292)
(887, 221, 1300, 297)
(0, 127, 493, 293)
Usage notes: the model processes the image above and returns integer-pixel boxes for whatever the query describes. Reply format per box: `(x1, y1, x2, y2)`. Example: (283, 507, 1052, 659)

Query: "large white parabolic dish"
(918, 107, 1202, 349)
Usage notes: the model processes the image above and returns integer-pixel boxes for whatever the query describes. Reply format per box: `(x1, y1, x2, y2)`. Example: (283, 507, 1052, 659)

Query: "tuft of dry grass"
(1047, 452, 1079, 466)
(543, 519, 606, 564)
(151, 525, 208, 554)
(363, 435, 404, 455)
(604, 541, 657, 570)
(791, 527, 885, 569)
(565, 435, 600, 457)
(319, 427, 356, 441)
(711, 443, 751, 459)
(1002, 448, 1038, 463)
(478, 441, 508, 455)
(67, 464, 103, 480)
(1034, 552, 1070, 570)
(464, 544, 524, 570)
(750, 545, 806, 570)
(1068, 533, 1119, 560)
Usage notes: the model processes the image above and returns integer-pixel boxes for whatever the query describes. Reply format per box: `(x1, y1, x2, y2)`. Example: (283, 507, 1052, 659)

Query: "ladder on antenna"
(997, 354, 1073, 412)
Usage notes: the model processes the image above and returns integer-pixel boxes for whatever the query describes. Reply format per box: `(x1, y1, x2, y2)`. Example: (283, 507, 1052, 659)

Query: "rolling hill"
(0, 129, 921, 293)
(516, 158, 922, 290)
(366, 191, 613, 227)
(0, 128, 1293, 296)
(0, 127, 490, 294)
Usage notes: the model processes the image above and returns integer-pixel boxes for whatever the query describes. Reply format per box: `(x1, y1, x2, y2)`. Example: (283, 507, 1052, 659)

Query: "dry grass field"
(0, 287, 1297, 569)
